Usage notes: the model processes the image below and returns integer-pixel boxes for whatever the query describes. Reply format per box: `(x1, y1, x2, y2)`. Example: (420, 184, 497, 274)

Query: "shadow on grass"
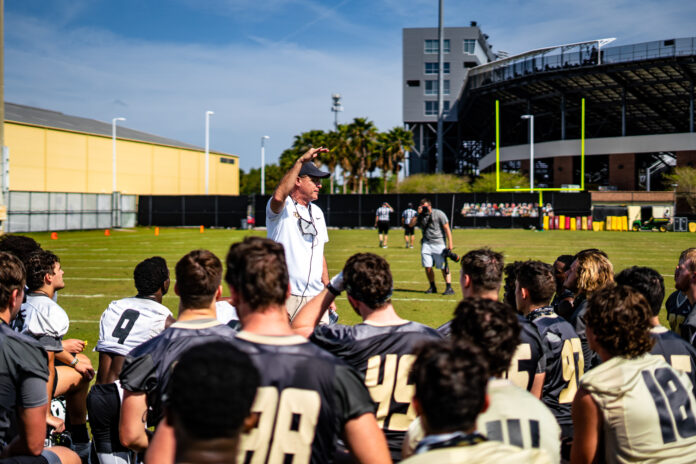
(394, 288, 431, 294)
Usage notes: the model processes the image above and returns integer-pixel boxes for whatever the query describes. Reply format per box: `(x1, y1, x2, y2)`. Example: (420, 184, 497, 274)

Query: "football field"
(18, 226, 691, 367)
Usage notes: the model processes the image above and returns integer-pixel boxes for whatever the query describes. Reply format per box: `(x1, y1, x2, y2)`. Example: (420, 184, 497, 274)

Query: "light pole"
(261, 136, 270, 195)
(521, 114, 534, 192)
(205, 110, 214, 195)
(331, 94, 343, 130)
(112, 117, 126, 192)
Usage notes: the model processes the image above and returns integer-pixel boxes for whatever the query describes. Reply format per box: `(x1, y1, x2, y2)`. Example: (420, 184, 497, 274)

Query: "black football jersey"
(504, 314, 547, 392)
(232, 331, 375, 464)
(119, 319, 237, 426)
(0, 321, 49, 445)
(310, 321, 441, 460)
(570, 296, 600, 369)
(527, 307, 583, 427)
(436, 320, 452, 337)
(666, 290, 695, 341)
(651, 325, 696, 395)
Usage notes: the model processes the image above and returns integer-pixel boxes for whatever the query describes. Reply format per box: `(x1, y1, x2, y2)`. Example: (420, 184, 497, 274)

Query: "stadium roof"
(454, 37, 696, 170)
(4, 102, 229, 154)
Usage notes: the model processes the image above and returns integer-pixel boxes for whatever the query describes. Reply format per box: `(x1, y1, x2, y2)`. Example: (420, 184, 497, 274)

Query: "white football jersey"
(96, 297, 173, 356)
(21, 294, 70, 351)
(215, 300, 239, 324)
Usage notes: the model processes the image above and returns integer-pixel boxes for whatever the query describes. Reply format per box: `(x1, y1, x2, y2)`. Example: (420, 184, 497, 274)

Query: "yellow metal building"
(4, 103, 239, 195)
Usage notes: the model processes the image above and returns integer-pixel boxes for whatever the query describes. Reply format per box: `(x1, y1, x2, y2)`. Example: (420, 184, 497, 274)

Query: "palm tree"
(343, 118, 378, 194)
(375, 127, 414, 193)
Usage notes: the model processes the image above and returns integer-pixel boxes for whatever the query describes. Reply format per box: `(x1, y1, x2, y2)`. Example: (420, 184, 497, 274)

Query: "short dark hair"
(450, 298, 520, 377)
(25, 250, 59, 292)
(343, 253, 392, 309)
(134, 257, 169, 296)
(516, 261, 556, 306)
(167, 342, 259, 440)
(586, 285, 654, 358)
(554, 254, 575, 269)
(175, 250, 222, 309)
(0, 235, 41, 268)
(502, 261, 524, 307)
(225, 237, 288, 310)
(419, 198, 431, 206)
(410, 339, 488, 434)
(614, 266, 665, 317)
(0, 252, 26, 310)
(460, 248, 504, 292)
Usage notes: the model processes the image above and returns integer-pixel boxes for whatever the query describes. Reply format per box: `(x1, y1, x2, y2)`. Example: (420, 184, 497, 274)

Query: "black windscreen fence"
(139, 192, 591, 229)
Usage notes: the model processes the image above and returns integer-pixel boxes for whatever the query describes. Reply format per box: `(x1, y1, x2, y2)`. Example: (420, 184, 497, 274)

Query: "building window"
(425, 101, 450, 116)
(425, 62, 450, 74)
(463, 39, 476, 54)
(424, 80, 450, 95)
(424, 39, 450, 54)
(220, 157, 235, 164)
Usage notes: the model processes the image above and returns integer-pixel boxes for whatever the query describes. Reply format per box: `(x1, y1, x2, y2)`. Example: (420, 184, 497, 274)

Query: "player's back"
(581, 353, 696, 463)
(402, 437, 551, 464)
(119, 320, 237, 426)
(478, 378, 561, 464)
(650, 325, 696, 394)
(527, 308, 583, 430)
(233, 331, 375, 464)
(504, 314, 546, 392)
(310, 321, 441, 460)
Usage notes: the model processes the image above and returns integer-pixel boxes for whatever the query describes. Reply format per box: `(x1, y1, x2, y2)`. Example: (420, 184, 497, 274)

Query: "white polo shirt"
(266, 196, 329, 297)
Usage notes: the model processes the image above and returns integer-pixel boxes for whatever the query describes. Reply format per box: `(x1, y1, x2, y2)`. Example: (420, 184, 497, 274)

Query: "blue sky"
(6, 0, 696, 170)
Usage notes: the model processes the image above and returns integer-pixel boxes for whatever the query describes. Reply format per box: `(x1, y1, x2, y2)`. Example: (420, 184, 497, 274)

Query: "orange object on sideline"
(104, 229, 111, 236)
(200, 225, 205, 233)
(154, 227, 160, 236)
(50, 232, 58, 240)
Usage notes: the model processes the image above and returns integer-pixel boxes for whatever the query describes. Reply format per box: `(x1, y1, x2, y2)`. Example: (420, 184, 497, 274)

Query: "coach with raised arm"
(267, 147, 336, 323)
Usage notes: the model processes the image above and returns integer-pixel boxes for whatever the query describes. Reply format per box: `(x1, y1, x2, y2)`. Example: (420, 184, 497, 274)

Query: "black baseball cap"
(299, 162, 330, 178)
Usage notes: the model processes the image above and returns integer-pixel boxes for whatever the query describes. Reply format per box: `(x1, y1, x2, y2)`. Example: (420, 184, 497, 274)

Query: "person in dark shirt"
(118, 250, 237, 453)
(615, 266, 696, 393)
(550, 254, 575, 320)
(666, 289, 692, 334)
(564, 249, 614, 369)
(516, 260, 583, 453)
(145, 342, 260, 464)
(292, 252, 441, 461)
(0, 251, 79, 464)
(671, 248, 696, 342)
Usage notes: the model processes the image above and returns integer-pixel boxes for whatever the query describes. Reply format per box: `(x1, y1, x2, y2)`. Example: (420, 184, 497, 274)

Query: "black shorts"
(86, 383, 128, 454)
(403, 226, 414, 236)
(377, 221, 390, 234)
(0, 450, 59, 464)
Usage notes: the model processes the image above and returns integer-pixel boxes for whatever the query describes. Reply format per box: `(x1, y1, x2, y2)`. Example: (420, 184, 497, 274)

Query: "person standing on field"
(401, 203, 417, 249)
(375, 202, 394, 248)
(266, 147, 336, 323)
(409, 198, 455, 295)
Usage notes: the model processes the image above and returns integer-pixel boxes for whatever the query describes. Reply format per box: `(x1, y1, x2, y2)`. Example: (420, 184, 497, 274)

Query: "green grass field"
(18, 226, 690, 368)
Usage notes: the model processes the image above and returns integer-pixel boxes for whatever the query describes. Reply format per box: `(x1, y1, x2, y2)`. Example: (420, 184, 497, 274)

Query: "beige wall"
(5, 123, 239, 195)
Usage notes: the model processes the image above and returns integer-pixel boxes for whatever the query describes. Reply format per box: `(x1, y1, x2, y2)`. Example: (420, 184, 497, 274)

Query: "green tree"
(471, 171, 530, 193)
(343, 118, 378, 194)
(375, 127, 414, 193)
(396, 173, 471, 193)
(239, 164, 284, 194)
(664, 167, 696, 213)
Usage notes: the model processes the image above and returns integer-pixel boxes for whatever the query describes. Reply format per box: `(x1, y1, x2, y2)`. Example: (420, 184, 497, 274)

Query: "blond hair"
(577, 250, 614, 295)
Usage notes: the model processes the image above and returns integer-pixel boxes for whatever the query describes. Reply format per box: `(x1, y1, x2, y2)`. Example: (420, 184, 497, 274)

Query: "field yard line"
(59, 294, 107, 298)
(71, 320, 100, 323)
(68, 278, 132, 281)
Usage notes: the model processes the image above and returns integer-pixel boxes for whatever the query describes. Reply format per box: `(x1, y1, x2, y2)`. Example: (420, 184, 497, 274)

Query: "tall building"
(403, 23, 496, 175)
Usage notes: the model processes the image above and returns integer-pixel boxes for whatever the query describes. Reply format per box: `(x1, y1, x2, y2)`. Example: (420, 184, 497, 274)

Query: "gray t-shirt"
(416, 208, 448, 245)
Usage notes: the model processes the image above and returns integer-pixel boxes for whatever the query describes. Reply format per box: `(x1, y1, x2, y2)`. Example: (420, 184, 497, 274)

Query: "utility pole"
(0, 0, 6, 232)
(436, 0, 444, 173)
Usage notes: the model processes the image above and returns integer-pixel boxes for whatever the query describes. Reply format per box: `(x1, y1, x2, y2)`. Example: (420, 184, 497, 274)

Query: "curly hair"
(586, 285, 654, 358)
(502, 261, 524, 307)
(614, 266, 664, 317)
(175, 250, 222, 309)
(225, 237, 288, 310)
(516, 260, 555, 306)
(25, 250, 59, 292)
(167, 341, 260, 440)
(575, 249, 614, 295)
(343, 253, 392, 309)
(134, 257, 169, 296)
(0, 252, 25, 310)
(0, 235, 41, 268)
(461, 248, 504, 292)
(450, 298, 520, 376)
(409, 339, 489, 433)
